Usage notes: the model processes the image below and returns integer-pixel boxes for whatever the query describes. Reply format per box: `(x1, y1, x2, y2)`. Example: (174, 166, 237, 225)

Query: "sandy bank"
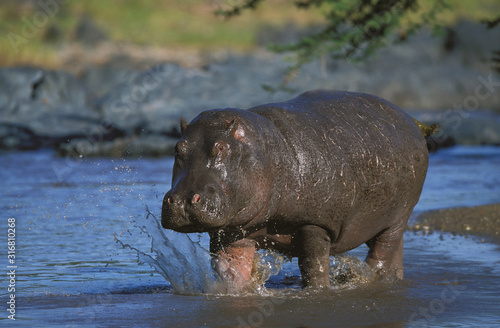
(409, 203, 500, 244)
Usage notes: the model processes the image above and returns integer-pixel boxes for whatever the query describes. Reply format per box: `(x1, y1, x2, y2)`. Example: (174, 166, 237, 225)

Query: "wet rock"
(95, 64, 184, 135)
(95, 61, 291, 136)
(0, 123, 41, 150)
(0, 67, 88, 115)
(0, 67, 104, 147)
(58, 134, 177, 158)
(0, 67, 43, 104)
(30, 69, 89, 108)
(79, 66, 140, 100)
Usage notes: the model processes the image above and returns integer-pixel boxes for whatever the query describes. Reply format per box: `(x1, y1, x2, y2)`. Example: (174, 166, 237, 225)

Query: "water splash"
(117, 211, 373, 295)
(329, 254, 373, 287)
(117, 211, 220, 294)
(117, 211, 287, 295)
(253, 251, 286, 290)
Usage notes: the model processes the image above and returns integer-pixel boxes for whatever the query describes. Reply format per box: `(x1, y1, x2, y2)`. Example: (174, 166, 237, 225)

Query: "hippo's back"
(250, 90, 427, 167)
(251, 90, 425, 154)
(249, 90, 428, 246)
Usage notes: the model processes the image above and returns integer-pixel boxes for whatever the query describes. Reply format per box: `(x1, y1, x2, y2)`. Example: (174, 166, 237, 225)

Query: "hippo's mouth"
(161, 186, 231, 232)
(161, 205, 229, 233)
(163, 217, 226, 233)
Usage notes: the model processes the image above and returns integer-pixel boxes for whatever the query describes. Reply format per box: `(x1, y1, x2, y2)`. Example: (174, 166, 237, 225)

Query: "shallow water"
(1, 146, 500, 327)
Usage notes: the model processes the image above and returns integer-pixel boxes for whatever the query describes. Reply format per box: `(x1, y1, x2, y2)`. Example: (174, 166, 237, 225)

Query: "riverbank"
(409, 203, 500, 244)
(1, 21, 500, 157)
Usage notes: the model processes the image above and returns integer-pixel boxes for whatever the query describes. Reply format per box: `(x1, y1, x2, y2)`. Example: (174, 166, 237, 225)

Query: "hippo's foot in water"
(211, 239, 258, 292)
(365, 222, 406, 281)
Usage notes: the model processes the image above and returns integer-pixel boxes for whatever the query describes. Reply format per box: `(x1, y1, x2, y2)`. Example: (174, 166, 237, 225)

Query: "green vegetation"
(0, 0, 498, 68)
(218, 0, 500, 79)
(0, 0, 323, 67)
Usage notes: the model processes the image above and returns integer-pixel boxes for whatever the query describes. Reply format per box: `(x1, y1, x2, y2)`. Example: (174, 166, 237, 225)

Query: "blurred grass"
(0, 0, 499, 68)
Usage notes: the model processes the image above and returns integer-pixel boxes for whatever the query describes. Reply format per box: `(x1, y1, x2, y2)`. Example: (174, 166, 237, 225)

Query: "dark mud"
(409, 203, 500, 243)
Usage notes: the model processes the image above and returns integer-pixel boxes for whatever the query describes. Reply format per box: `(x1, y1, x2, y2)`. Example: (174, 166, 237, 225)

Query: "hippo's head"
(161, 109, 274, 233)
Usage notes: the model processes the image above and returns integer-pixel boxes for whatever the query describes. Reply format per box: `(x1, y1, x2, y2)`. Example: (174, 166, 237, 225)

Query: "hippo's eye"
(212, 141, 228, 160)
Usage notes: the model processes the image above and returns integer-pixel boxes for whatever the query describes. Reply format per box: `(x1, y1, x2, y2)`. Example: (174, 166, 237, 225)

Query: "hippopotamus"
(161, 90, 433, 289)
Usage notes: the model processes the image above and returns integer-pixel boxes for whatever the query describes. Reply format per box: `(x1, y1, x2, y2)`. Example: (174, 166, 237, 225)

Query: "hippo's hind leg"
(365, 222, 405, 279)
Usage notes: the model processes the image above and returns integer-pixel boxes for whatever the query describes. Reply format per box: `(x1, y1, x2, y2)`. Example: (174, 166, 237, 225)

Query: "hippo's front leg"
(296, 225, 331, 288)
(210, 238, 257, 291)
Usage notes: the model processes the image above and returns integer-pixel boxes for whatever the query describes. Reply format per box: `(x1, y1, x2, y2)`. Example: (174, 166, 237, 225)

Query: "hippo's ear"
(180, 117, 188, 135)
(228, 118, 245, 141)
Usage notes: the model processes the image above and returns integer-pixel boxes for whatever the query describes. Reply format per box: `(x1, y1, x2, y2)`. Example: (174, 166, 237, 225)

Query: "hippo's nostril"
(192, 193, 201, 204)
(167, 194, 185, 207)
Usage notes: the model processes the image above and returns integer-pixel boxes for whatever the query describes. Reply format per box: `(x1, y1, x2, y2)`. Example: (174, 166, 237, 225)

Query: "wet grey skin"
(161, 90, 431, 289)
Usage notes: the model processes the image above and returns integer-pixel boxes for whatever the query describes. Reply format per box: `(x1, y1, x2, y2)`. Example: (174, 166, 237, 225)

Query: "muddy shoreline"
(409, 203, 500, 244)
